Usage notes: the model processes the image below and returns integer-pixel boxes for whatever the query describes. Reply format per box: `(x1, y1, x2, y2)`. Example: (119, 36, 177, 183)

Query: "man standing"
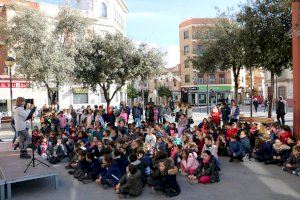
(253, 98, 259, 113)
(276, 96, 287, 125)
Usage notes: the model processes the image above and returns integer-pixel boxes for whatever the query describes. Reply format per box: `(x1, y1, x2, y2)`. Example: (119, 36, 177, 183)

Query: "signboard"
(198, 85, 233, 92)
(0, 82, 30, 88)
(72, 88, 88, 94)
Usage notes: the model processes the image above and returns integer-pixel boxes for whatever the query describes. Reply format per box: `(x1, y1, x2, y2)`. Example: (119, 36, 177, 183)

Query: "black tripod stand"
(24, 119, 50, 173)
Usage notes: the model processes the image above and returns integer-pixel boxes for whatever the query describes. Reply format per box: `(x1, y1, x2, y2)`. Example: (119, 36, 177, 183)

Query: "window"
(184, 60, 189, 68)
(219, 74, 225, 84)
(199, 94, 207, 104)
(101, 2, 107, 18)
(194, 45, 204, 55)
(184, 30, 189, 39)
(73, 93, 88, 104)
(199, 75, 204, 84)
(209, 74, 215, 83)
(184, 45, 189, 55)
(185, 75, 190, 83)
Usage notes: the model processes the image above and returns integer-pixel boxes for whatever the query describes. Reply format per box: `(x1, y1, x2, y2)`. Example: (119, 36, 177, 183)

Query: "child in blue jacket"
(228, 135, 244, 162)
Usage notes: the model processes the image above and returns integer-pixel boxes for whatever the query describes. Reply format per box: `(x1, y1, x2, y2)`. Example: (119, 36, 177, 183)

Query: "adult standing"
(210, 105, 221, 127)
(220, 102, 231, 126)
(160, 102, 172, 123)
(263, 99, 269, 113)
(253, 98, 259, 113)
(174, 101, 182, 123)
(186, 103, 194, 125)
(230, 100, 240, 123)
(276, 96, 287, 125)
(145, 103, 154, 125)
(14, 97, 31, 159)
(132, 102, 143, 128)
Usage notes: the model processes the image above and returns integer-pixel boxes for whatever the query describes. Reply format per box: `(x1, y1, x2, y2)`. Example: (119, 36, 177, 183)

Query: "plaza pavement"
(0, 141, 299, 200)
(0, 106, 299, 200)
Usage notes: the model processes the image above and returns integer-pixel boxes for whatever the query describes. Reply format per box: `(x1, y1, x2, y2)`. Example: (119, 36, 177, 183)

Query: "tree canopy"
(75, 33, 163, 106)
(0, 4, 88, 104)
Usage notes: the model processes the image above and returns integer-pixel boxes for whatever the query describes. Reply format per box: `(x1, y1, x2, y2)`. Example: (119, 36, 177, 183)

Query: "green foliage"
(75, 33, 163, 106)
(127, 84, 139, 99)
(191, 18, 244, 99)
(0, 5, 88, 103)
(158, 86, 172, 98)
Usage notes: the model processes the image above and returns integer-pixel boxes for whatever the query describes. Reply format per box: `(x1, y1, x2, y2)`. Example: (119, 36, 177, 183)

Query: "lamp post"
(5, 57, 16, 116)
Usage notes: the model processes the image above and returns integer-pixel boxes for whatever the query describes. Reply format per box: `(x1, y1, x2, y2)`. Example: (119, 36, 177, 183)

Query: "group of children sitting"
(28, 106, 300, 198)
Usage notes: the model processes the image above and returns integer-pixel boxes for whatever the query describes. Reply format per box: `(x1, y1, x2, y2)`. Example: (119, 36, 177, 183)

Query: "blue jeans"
(17, 129, 31, 152)
(135, 118, 141, 128)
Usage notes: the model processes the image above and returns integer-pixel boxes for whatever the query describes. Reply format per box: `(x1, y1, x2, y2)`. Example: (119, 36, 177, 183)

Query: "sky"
(126, 0, 247, 47)
(36, 0, 247, 67)
(126, 0, 247, 67)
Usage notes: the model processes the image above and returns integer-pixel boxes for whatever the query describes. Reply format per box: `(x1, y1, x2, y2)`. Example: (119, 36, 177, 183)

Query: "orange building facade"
(179, 18, 233, 105)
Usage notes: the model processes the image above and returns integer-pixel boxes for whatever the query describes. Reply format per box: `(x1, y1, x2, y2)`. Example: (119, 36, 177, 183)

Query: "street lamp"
(5, 57, 15, 116)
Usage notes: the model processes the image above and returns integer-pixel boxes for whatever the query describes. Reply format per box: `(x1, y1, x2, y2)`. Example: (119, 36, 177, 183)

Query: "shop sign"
(72, 88, 88, 94)
(198, 85, 233, 92)
(0, 82, 30, 88)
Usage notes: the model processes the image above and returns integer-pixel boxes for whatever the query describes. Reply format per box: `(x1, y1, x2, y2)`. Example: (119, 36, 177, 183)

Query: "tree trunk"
(234, 79, 239, 102)
(45, 83, 57, 105)
(268, 71, 275, 118)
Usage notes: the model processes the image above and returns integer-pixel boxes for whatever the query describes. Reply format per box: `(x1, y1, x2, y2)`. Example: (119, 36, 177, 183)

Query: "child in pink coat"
(180, 150, 199, 176)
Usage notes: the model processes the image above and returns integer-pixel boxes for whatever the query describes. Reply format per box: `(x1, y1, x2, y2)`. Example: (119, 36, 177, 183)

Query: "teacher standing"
(14, 97, 32, 159)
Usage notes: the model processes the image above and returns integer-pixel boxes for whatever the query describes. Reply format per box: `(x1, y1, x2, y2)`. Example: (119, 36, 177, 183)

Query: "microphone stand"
(24, 116, 50, 173)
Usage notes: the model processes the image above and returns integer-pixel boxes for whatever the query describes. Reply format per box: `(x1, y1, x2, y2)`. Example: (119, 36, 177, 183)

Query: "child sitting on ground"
(282, 145, 300, 176)
(180, 150, 199, 176)
(188, 150, 220, 184)
(116, 164, 143, 199)
(154, 159, 181, 197)
(78, 152, 100, 184)
(228, 135, 244, 162)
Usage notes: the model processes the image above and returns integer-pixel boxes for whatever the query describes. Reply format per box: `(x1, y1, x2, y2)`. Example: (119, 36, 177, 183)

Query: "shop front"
(198, 85, 233, 105)
(0, 80, 48, 115)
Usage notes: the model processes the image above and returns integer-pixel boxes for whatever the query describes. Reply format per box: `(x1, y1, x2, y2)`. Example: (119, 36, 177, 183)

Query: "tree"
(0, 5, 87, 104)
(127, 84, 139, 100)
(192, 19, 244, 100)
(75, 33, 163, 107)
(158, 85, 172, 98)
(238, 0, 292, 117)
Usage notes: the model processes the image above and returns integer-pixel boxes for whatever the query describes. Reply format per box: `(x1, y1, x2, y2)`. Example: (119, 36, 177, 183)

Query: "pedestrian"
(220, 102, 230, 127)
(276, 96, 287, 125)
(253, 98, 259, 113)
(263, 98, 268, 112)
(230, 100, 240, 123)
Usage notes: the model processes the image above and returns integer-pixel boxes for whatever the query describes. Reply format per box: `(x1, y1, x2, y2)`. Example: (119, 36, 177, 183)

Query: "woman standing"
(14, 97, 32, 159)
(174, 102, 182, 123)
(230, 100, 240, 123)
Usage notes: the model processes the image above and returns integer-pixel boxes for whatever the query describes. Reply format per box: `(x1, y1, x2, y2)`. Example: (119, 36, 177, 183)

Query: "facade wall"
(179, 18, 233, 105)
(0, 0, 128, 114)
(264, 69, 293, 106)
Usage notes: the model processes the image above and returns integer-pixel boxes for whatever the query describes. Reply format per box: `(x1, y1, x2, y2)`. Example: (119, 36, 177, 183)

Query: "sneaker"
(20, 151, 31, 159)
(229, 158, 233, 162)
(68, 171, 75, 175)
(292, 171, 297, 175)
(297, 172, 300, 176)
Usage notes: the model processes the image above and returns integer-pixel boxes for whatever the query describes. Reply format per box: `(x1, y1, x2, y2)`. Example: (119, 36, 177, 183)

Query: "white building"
(0, 0, 128, 114)
(264, 69, 293, 106)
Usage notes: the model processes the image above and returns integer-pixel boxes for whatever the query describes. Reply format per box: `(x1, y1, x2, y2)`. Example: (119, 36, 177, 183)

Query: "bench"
(239, 116, 274, 124)
(1, 116, 12, 123)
